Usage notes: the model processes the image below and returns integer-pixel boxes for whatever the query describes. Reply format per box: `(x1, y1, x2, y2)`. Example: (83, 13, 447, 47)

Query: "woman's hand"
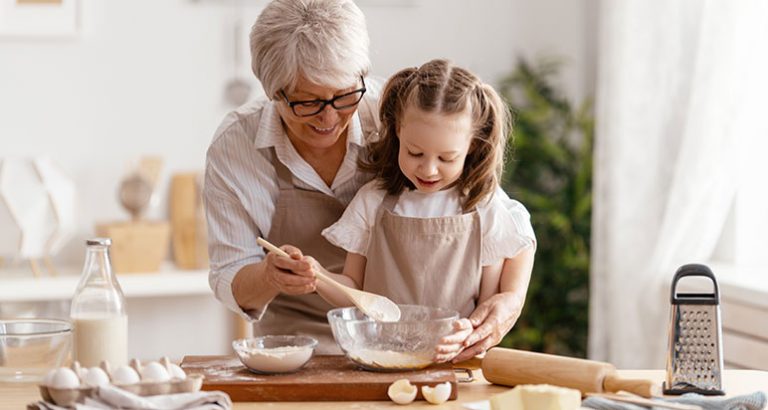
(263, 245, 318, 295)
(433, 318, 473, 363)
(451, 292, 525, 362)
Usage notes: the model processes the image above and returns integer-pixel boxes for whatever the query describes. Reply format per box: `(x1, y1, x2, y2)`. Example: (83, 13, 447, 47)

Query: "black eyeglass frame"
(280, 76, 367, 117)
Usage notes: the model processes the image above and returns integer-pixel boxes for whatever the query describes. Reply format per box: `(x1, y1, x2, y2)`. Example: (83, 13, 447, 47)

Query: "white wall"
(365, 0, 597, 104)
(1, 1, 596, 266)
(125, 294, 234, 361)
(0, 0, 595, 356)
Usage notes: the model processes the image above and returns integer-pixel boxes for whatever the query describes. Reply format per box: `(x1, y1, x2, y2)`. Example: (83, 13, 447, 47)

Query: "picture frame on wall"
(0, 0, 79, 38)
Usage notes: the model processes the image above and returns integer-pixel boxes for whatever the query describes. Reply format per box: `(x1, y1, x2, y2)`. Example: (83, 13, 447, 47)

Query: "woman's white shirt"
(203, 82, 380, 320)
(322, 181, 536, 266)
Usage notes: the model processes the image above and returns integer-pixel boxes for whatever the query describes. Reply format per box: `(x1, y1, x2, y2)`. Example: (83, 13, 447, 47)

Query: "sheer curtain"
(589, 0, 768, 368)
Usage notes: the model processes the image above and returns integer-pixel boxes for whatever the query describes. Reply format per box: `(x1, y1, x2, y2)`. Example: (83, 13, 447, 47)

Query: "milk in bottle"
(70, 238, 128, 367)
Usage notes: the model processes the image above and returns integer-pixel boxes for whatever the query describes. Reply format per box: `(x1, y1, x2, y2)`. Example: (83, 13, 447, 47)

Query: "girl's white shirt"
(322, 180, 536, 266)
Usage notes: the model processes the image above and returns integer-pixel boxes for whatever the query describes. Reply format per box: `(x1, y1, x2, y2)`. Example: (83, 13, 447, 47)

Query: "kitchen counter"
(1, 369, 767, 409)
(0, 268, 236, 361)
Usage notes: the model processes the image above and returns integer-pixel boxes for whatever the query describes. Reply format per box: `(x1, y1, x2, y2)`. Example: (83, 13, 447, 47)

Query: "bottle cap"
(86, 238, 112, 247)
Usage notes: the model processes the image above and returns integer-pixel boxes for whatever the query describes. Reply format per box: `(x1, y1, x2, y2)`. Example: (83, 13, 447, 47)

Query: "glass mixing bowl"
(0, 319, 72, 382)
(327, 305, 459, 371)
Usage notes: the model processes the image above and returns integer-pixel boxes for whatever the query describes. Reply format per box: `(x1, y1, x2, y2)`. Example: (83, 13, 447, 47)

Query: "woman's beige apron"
(256, 154, 347, 354)
(253, 98, 379, 354)
(362, 194, 483, 318)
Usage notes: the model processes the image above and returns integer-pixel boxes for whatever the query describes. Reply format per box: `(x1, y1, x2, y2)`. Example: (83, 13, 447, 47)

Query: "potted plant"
(499, 57, 594, 357)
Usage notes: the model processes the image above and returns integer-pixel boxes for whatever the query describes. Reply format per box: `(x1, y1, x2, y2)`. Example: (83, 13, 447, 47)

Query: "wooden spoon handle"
(603, 373, 660, 398)
(310, 269, 349, 293)
(256, 237, 288, 256)
(255, 237, 348, 293)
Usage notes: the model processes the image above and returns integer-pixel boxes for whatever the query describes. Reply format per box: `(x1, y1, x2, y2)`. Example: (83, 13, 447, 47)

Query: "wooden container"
(169, 173, 208, 269)
(95, 221, 170, 273)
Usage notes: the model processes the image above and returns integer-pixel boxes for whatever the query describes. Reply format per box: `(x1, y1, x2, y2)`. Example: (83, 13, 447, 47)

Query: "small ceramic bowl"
(232, 335, 317, 374)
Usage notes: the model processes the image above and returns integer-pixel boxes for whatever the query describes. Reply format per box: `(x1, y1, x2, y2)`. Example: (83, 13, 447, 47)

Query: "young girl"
(319, 59, 536, 361)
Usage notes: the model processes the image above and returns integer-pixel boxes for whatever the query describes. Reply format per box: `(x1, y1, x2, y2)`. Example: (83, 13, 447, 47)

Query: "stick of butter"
(490, 384, 581, 410)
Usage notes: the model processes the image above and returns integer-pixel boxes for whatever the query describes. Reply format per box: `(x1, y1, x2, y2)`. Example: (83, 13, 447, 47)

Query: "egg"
(43, 368, 57, 387)
(82, 367, 110, 387)
(50, 367, 80, 389)
(71, 361, 84, 379)
(141, 361, 171, 382)
(167, 363, 186, 380)
(387, 379, 417, 405)
(421, 382, 452, 404)
(112, 365, 140, 385)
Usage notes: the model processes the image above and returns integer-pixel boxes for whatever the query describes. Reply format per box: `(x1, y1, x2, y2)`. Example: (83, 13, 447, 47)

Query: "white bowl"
(232, 335, 317, 374)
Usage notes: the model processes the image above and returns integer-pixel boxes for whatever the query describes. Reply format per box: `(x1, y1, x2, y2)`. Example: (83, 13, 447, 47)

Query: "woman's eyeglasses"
(280, 77, 366, 117)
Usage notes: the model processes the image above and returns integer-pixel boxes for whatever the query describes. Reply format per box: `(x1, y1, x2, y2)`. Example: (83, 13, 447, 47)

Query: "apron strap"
(382, 194, 398, 212)
(270, 147, 294, 191)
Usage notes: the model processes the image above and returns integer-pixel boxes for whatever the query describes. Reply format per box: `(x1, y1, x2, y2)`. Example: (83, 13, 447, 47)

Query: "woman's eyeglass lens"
(281, 78, 366, 117)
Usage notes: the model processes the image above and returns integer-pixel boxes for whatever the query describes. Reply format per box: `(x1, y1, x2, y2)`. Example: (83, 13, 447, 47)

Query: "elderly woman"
(204, 0, 532, 360)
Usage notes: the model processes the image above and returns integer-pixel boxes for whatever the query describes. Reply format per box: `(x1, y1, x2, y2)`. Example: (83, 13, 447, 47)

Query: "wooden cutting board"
(180, 355, 457, 402)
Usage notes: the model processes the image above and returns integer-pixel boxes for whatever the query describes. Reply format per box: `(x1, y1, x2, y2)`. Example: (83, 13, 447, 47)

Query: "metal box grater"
(663, 264, 725, 395)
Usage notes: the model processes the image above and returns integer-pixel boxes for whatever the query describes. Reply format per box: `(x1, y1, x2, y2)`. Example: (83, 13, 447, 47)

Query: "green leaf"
(500, 56, 593, 358)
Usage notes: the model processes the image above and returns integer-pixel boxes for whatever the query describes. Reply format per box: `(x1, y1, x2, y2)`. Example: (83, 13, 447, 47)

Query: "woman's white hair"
(250, 0, 370, 99)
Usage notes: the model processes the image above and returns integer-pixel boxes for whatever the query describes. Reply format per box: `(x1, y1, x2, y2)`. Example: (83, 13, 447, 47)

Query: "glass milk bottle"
(70, 238, 128, 368)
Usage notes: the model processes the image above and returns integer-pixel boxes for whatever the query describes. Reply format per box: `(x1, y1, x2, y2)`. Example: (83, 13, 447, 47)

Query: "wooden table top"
(3, 369, 767, 409)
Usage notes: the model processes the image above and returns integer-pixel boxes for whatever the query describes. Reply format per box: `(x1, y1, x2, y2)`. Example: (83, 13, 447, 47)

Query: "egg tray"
(39, 375, 204, 407)
(37, 358, 204, 407)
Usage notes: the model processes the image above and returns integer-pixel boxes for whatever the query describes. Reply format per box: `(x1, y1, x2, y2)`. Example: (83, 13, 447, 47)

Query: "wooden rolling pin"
(474, 347, 660, 398)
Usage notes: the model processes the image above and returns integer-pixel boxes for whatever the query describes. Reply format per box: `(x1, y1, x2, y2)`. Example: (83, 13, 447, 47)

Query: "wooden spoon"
(257, 237, 401, 322)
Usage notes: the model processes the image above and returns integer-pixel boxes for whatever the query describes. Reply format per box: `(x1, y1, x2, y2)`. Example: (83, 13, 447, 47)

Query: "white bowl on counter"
(232, 335, 317, 374)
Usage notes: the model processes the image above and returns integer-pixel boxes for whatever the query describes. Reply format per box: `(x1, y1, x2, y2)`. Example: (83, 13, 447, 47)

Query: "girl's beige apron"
(363, 194, 483, 318)
(254, 100, 379, 354)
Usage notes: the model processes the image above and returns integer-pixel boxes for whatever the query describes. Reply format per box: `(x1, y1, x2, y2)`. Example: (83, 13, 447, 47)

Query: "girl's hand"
(433, 318, 473, 363)
(451, 292, 524, 362)
(263, 245, 317, 295)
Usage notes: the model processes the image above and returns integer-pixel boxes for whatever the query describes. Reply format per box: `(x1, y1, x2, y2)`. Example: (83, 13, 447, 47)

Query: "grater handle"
(670, 264, 719, 305)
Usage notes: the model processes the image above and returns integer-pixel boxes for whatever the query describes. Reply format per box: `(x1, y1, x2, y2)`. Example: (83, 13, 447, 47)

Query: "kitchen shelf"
(0, 266, 210, 302)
